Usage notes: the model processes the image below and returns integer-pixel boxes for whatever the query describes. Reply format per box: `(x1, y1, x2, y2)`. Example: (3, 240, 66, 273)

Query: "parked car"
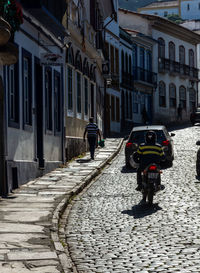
(190, 108, 200, 125)
(125, 125, 175, 168)
(196, 140, 200, 176)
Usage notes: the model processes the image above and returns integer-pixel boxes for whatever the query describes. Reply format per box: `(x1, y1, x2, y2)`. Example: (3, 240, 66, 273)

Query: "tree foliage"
(0, 0, 23, 33)
(166, 14, 184, 24)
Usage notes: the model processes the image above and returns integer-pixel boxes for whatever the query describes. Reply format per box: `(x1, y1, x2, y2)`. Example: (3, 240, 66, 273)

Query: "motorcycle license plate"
(148, 172, 159, 179)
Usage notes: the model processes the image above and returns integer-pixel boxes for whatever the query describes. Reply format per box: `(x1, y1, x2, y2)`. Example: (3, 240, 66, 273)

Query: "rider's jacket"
(133, 142, 165, 170)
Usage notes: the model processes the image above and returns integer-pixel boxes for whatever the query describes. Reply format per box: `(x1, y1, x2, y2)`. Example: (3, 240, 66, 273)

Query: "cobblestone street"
(65, 125, 200, 273)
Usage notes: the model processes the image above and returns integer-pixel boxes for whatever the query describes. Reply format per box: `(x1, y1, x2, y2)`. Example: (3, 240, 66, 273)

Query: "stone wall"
(65, 137, 87, 161)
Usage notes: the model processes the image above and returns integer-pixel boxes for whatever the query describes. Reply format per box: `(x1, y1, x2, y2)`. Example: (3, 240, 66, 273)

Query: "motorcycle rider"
(133, 130, 165, 191)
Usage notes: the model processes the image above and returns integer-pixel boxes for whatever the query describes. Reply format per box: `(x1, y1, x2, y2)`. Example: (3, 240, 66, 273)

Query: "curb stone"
(51, 138, 124, 273)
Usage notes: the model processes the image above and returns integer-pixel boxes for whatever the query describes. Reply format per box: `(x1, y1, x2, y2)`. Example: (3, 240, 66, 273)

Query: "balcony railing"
(133, 67, 157, 86)
(121, 72, 134, 89)
(158, 57, 199, 80)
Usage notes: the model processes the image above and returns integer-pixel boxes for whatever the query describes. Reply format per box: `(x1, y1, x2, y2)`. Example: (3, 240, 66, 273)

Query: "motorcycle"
(141, 163, 163, 206)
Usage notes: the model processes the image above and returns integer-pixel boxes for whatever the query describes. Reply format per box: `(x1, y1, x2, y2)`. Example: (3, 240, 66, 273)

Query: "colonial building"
(0, 16, 18, 196)
(138, 0, 200, 21)
(119, 27, 134, 131)
(103, 0, 121, 136)
(119, 9, 200, 124)
(3, 0, 67, 193)
(62, 0, 114, 156)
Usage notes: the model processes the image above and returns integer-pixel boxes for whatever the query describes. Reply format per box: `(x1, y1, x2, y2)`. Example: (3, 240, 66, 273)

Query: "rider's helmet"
(145, 130, 156, 144)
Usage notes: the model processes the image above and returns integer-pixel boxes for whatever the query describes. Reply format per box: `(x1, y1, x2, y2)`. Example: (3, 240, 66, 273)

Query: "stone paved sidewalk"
(0, 138, 123, 273)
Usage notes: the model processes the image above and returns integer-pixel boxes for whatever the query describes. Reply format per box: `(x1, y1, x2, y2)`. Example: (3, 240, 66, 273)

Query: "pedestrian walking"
(83, 117, 101, 160)
(142, 107, 149, 125)
(177, 103, 182, 121)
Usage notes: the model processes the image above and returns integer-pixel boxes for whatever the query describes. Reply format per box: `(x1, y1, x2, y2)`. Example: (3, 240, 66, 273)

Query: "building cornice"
(119, 8, 200, 45)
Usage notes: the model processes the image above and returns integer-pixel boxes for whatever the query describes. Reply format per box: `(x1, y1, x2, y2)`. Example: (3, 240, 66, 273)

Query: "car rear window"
(129, 130, 166, 145)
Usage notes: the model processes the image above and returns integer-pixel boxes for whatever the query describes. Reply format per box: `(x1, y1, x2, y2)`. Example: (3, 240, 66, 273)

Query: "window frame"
(45, 67, 53, 132)
(7, 62, 20, 128)
(84, 76, 89, 118)
(169, 83, 176, 108)
(159, 81, 166, 108)
(22, 48, 32, 131)
(179, 85, 186, 109)
(76, 71, 82, 115)
(54, 70, 61, 134)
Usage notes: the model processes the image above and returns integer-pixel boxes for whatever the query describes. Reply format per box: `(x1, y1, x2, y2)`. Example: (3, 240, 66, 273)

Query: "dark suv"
(190, 108, 200, 125)
(125, 125, 175, 168)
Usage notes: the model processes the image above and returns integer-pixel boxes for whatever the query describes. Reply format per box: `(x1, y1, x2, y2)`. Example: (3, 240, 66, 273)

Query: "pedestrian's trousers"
(88, 136, 97, 159)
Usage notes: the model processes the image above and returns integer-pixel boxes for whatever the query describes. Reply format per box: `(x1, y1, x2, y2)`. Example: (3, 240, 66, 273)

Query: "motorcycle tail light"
(162, 140, 169, 146)
(126, 142, 132, 148)
(148, 165, 157, 171)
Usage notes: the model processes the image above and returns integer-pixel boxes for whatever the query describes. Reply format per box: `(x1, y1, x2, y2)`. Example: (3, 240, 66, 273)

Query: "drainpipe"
(0, 76, 7, 197)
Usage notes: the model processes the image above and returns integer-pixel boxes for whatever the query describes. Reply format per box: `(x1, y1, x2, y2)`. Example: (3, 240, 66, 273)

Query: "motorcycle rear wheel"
(147, 189, 154, 205)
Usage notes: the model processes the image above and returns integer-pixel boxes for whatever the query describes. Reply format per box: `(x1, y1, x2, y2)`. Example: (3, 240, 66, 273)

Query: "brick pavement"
(0, 138, 123, 273)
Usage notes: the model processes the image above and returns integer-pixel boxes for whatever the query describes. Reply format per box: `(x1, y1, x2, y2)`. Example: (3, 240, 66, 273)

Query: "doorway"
(35, 58, 45, 168)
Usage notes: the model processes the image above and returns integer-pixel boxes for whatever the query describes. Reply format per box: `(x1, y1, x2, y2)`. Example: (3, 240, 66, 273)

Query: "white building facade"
(3, 7, 66, 192)
(119, 10, 200, 124)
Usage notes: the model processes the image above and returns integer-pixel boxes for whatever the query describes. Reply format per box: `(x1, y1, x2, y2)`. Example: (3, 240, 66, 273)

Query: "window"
(76, 72, 81, 114)
(111, 95, 115, 121)
(140, 48, 145, 68)
(116, 97, 120, 122)
(110, 45, 114, 73)
(187, 4, 190, 10)
(121, 51, 124, 73)
(125, 53, 128, 73)
(179, 86, 186, 109)
(84, 78, 88, 116)
(159, 81, 166, 107)
(126, 92, 129, 118)
(54, 71, 61, 132)
(158, 38, 165, 58)
(189, 49, 194, 67)
(115, 48, 119, 74)
(169, 83, 176, 108)
(133, 92, 138, 113)
(189, 89, 196, 111)
(22, 49, 32, 128)
(179, 45, 185, 64)
(164, 11, 168, 17)
(199, 3, 200, 9)
(133, 44, 137, 67)
(45, 68, 52, 131)
(129, 55, 132, 74)
(8, 63, 19, 127)
(129, 93, 132, 119)
(68, 66, 73, 110)
(147, 51, 152, 71)
(169, 42, 175, 61)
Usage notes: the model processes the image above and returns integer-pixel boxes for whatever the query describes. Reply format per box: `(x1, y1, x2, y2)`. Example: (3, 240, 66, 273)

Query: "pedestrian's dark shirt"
(86, 123, 98, 137)
(134, 142, 165, 169)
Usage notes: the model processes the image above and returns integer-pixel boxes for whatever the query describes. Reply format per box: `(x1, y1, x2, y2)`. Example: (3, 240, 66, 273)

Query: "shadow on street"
(76, 159, 91, 163)
(121, 166, 137, 173)
(121, 203, 162, 219)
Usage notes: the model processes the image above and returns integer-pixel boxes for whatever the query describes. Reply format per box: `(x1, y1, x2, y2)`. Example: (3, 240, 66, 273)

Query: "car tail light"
(126, 142, 132, 148)
(148, 165, 157, 171)
(162, 140, 169, 146)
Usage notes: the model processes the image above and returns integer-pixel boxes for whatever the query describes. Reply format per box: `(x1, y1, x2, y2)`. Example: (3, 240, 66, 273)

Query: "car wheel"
(196, 161, 200, 177)
(196, 149, 200, 176)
